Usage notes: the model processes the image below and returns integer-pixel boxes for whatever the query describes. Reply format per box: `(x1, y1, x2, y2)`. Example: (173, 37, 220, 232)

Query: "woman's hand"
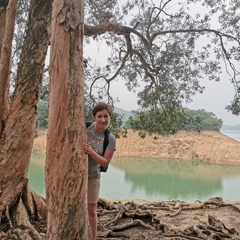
(83, 143, 93, 155)
(83, 142, 114, 167)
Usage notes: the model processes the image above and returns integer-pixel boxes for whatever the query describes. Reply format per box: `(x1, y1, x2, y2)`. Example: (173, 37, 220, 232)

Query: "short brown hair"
(92, 102, 112, 117)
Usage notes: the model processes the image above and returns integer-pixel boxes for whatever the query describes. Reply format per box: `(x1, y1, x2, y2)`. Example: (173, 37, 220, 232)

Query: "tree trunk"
(45, 0, 90, 239)
(0, 0, 8, 146)
(0, 0, 52, 238)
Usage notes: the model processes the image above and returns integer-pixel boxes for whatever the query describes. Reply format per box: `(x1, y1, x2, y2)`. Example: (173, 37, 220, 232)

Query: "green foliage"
(126, 108, 223, 137)
(38, 101, 48, 128)
(183, 109, 223, 131)
(127, 109, 188, 136)
(226, 97, 240, 116)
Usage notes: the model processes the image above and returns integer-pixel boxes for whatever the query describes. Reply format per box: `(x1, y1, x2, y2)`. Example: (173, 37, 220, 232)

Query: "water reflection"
(28, 153, 240, 202)
(105, 157, 240, 202)
(111, 157, 240, 181)
(124, 172, 221, 200)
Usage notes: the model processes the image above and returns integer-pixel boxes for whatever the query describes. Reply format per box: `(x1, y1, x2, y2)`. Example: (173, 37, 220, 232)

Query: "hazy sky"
(85, 41, 239, 126)
(184, 79, 239, 126)
(110, 79, 239, 126)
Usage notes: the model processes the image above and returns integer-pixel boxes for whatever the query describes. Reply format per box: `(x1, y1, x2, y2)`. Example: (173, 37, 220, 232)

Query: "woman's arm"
(83, 143, 115, 167)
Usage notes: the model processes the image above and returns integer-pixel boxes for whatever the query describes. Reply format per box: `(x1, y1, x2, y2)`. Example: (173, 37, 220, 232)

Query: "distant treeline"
(181, 108, 223, 131)
(221, 124, 240, 131)
(38, 101, 223, 131)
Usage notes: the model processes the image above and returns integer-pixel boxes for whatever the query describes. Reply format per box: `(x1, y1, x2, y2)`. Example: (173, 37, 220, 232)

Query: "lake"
(28, 131, 240, 203)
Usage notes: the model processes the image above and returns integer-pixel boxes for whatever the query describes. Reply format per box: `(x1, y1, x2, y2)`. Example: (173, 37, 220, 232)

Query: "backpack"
(86, 121, 110, 172)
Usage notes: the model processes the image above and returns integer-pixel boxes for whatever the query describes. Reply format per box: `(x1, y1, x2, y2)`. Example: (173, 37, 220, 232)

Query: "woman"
(83, 102, 116, 240)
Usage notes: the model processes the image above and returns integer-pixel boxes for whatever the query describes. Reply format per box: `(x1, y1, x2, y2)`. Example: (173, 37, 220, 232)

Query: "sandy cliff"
(33, 129, 240, 165)
(115, 130, 240, 165)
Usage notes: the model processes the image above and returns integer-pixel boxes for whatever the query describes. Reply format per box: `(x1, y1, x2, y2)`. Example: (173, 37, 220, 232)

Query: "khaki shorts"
(88, 178, 100, 204)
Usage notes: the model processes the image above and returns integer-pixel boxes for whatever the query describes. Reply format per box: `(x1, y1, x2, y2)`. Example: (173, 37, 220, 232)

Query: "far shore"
(34, 129, 240, 166)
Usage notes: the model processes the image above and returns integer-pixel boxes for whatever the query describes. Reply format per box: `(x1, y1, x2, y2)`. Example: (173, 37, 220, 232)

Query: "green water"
(29, 153, 240, 202)
(29, 153, 46, 197)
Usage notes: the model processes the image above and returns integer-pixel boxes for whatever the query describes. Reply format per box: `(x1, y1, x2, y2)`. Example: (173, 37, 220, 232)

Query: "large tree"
(0, 0, 51, 239)
(0, 0, 239, 239)
(45, 0, 90, 238)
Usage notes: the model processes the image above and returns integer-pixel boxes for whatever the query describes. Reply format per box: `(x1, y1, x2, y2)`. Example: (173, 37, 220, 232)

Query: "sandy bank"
(33, 129, 240, 165)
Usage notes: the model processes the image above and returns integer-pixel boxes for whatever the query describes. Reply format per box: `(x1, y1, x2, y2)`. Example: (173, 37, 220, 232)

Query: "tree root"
(0, 185, 46, 239)
(99, 219, 154, 238)
(23, 186, 46, 220)
(109, 219, 154, 231)
(104, 207, 126, 227)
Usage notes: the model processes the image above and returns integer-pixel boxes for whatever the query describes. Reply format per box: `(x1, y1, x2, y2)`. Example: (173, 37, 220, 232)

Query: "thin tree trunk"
(0, 0, 11, 141)
(0, 0, 17, 136)
(45, 0, 90, 239)
(0, 0, 8, 151)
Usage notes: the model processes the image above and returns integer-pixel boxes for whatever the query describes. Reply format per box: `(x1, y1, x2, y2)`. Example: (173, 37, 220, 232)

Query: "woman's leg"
(88, 203, 98, 240)
(88, 178, 100, 240)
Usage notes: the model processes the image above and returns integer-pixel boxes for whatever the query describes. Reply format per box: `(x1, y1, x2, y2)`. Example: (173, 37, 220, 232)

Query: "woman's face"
(94, 109, 110, 128)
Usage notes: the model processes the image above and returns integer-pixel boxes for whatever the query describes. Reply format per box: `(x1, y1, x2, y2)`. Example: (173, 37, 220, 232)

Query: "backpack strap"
(86, 121, 93, 128)
(102, 128, 110, 156)
(101, 128, 110, 172)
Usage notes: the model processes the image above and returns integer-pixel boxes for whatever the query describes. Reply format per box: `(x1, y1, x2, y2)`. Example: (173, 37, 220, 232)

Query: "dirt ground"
(96, 198, 240, 239)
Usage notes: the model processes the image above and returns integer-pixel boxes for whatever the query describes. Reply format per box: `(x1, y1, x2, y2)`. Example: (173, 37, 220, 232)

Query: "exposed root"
(1, 195, 240, 239)
(0, 185, 46, 239)
(97, 199, 240, 239)
(23, 186, 46, 220)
